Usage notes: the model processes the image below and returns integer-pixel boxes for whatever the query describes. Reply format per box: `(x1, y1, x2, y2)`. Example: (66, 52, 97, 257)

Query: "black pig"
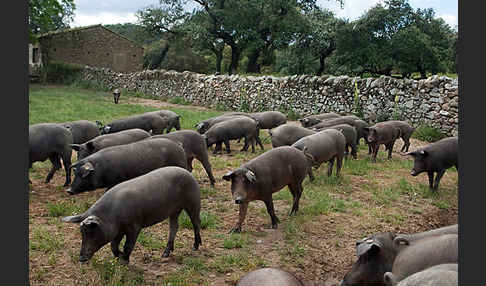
(29, 123, 73, 187)
(222, 146, 313, 232)
(292, 129, 346, 178)
(150, 130, 216, 186)
(66, 138, 187, 195)
(237, 268, 304, 286)
(102, 113, 169, 135)
(70, 128, 151, 161)
(61, 120, 100, 145)
(269, 124, 316, 148)
(364, 122, 401, 162)
(62, 166, 201, 263)
(404, 136, 458, 191)
(203, 116, 260, 154)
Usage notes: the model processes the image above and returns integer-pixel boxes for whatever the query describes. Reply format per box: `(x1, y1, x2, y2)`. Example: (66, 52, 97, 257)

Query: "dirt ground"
(29, 97, 458, 286)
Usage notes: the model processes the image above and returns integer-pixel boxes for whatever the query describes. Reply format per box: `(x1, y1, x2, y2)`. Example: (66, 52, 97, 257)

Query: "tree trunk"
(228, 45, 241, 75)
(215, 52, 223, 74)
(246, 49, 261, 73)
(316, 55, 325, 76)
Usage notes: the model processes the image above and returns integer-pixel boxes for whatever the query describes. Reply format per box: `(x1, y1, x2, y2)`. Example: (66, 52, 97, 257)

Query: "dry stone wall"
(79, 66, 459, 136)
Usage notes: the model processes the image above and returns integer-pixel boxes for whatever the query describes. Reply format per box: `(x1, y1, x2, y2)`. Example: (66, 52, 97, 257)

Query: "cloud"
(73, 0, 156, 14)
(320, 0, 382, 20)
(437, 13, 458, 28)
(71, 12, 139, 27)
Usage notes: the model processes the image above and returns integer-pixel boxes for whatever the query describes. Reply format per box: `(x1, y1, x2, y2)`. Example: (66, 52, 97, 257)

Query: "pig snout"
(66, 188, 75, 195)
(410, 169, 419, 176)
(235, 197, 244, 204)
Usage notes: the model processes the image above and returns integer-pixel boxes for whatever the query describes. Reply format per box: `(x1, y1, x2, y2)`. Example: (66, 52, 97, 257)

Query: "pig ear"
(70, 144, 81, 151)
(356, 239, 382, 257)
(362, 127, 370, 133)
(222, 171, 234, 181)
(80, 216, 100, 229)
(245, 170, 257, 183)
(81, 162, 94, 178)
(403, 151, 417, 157)
(62, 214, 85, 223)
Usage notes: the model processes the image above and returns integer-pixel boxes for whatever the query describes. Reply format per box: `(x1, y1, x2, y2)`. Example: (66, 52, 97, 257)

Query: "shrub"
(43, 61, 84, 84)
(413, 124, 447, 142)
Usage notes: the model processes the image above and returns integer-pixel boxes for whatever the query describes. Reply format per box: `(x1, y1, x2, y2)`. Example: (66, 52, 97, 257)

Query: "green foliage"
(104, 23, 162, 46)
(91, 257, 145, 285)
(29, 0, 75, 43)
(332, 0, 456, 77)
(353, 81, 364, 119)
(30, 227, 64, 253)
(43, 60, 84, 84)
(168, 96, 192, 105)
(137, 230, 166, 250)
(178, 211, 220, 230)
(46, 199, 92, 217)
(412, 124, 447, 142)
(223, 233, 248, 249)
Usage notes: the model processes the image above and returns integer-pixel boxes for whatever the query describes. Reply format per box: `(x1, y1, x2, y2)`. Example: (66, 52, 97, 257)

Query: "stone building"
(37, 24, 144, 72)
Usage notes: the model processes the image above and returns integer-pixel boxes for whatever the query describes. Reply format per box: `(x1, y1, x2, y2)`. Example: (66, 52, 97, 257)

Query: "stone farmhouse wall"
(79, 66, 459, 136)
(39, 25, 144, 72)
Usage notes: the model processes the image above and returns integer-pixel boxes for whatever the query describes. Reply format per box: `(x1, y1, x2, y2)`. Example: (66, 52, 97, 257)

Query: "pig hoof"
(229, 227, 241, 234)
(271, 223, 278, 229)
(162, 251, 171, 258)
(119, 257, 129, 265)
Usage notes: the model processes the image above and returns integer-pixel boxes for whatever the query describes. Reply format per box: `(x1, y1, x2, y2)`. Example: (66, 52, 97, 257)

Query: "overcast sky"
(71, 0, 458, 29)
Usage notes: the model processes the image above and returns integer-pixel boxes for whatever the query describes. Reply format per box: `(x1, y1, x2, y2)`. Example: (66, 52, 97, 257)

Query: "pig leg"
(433, 169, 446, 191)
(308, 167, 315, 182)
(336, 156, 343, 176)
(351, 142, 358, 159)
(121, 227, 142, 264)
(230, 202, 249, 233)
(372, 144, 379, 162)
(264, 199, 280, 229)
(241, 137, 250, 152)
(186, 208, 202, 251)
(198, 154, 216, 186)
(289, 183, 303, 215)
(187, 157, 194, 172)
(61, 151, 72, 186)
(386, 141, 395, 159)
(250, 137, 256, 153)
(224, 140, 231, 153)
(427, 171, 435, 189)
(365, 137, 372, 154)
(327, 157, 335, 177)
(110, 233, 124, 258)
(256, 135, 264, 150)
(163, 212, 181, 257)
(213, 142, 223, 154)
(45, 155, 62, 184)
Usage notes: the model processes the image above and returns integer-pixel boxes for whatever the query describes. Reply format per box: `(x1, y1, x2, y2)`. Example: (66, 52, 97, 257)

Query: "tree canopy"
(29, 0, 76, 43)
(132, 0, 456, 78)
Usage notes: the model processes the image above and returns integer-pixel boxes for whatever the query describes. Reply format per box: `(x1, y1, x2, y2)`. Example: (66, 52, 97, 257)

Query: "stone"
(439, 110, 450, 116)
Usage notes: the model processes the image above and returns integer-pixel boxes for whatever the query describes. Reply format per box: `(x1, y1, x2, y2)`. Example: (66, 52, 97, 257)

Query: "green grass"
(46, 199, 93, 217)
(29, 84, 224, 131)
(223, 233, 248, 249)
(178, 211, 221, 230)
(137, 230, 166, 250)
(30, 227, 64, 253)
(90, 257, 145, 285)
